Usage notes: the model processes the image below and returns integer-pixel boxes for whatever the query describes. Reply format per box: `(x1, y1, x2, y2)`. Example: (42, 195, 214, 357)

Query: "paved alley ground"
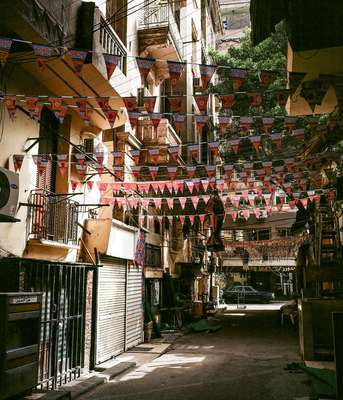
(80, 306, 310, 400)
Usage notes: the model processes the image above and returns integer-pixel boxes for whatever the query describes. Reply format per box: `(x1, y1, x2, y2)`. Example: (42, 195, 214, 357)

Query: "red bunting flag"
(97, 97, 110, 112)
(131, 166, 141, 179)
(56, 154, 68, 176)
(25, 97, 38, 118)
(13, 154, 24, 172)
(231, 211, 238, 222)
(0, 38, 13, 67)
(166, 198, 174, 209)
(262, 117, 274, 134)
(123, 97, 137, 111)
(86, 180, 94, 191)
(229, 138, 240, 154)
(76, 164, 86, 179)
(244, 162, 253, 176)
(154, 198, 162, 209)
(168, 145, 180, 162)
(199, 64, 217, 90)
(130, 150, 140, 164)
(191, 197, 199, 210)
(285, 158, 294, 172)
(199, 214, 206, 223)
(293, 128, 305, 143)
(223, 164, 234, 179)
(128, 111, 140, 129)
(270, 132, 283, 149)
(185, 180, 194, 192)
(188, 215, 195, 225)
(240, 116, 254, 131)
(220, 94, 236, 110)
(179, 215, 186, 225)
(166, 181, 173, 193)
(218, 116, 231, 134)
(249, 136, 261, 153)
(113, 166, 124, 180)
(259, 70, 277, 88)
(148, 148, 160, 164)
(167, 166, 178, 180)
(284, 116, 297, 133)
(32, 155, 49, 176)
(173, 113, 186, 131)
(136, 57, 155, 85)
(79, 107, 93, 125)
(205, 165, 216, 178)
(168, 96, 183, 113)
(216, 179, 225, 192)
(229, 68, 247, 91)
(201, 180, 209, 192)
(194, 95, 209, 112)
(262, 161, 272, 176)
(275, 89, 290, 108)
(5, 96, 16, 120)
(186, 166, 197, 178)
(150, 113, 162, 128)
(143, 96, 156, 113)
(70, 180, 79, 192)
(247, 91, 263, 107)
(167, 61, 186, 87)
(112, 151, 124, 165)
(103, 53, 121, 80)
(194, 115, 209, 135)
(97, 182, 108, 194)
(179, 197, 187, 210)
(242, 209, 250, 220)
(149, 166, 159, 180)
(208, 141, 220, 156)
(32, 44, 54, 69)
(70, 49, 88, 76)
(104, 109, 118, 127)
(188, 144, 199, 160)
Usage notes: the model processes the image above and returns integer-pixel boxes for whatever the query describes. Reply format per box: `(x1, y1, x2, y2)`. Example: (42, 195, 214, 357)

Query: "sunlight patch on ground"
(218, 302, 287, 311)
(118, 353, 206, 382)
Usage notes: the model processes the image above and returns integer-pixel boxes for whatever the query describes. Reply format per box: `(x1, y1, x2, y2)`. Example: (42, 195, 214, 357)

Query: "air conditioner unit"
(0, 167, 20, 222)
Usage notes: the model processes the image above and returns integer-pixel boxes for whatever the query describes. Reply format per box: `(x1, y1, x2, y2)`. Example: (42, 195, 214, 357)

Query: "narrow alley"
(80, 307, 309, 400)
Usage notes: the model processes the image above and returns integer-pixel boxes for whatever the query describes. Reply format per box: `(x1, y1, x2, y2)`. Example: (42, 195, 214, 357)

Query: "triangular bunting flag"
(167, 166, 178, 180)
(168, 96, 183, 113)
(143, 96, 156, 113)
(0, 37, 13, 67)
(13, 154, 24, 172)
(69, 49, 88, 76)
(167, 61, 186, 87)
(173, 113, 186, 131)
(259, 70, 277, 89)
(123, 97, 137, 111)
(168, 145, 180, 162)
(194, 95, 209, 112)
(229, 68, 247, 91)
(103, 53, 121, 80)
(32, 44, 54, 69)
(149, 166, 159, 180)
(247, 91, 263, 107)
(186, 166, 197, 178)
(199, 64, 217, 90)
(220, 94, 235, 110)
(136, 57, 155, 85)
(148, 148, 160, 164)
(130, 150, 140, 164)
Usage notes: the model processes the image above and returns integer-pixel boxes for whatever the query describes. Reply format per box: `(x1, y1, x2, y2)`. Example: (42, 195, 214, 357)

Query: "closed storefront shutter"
(125, 265, 143, 350)
(96, 259, 126, 364)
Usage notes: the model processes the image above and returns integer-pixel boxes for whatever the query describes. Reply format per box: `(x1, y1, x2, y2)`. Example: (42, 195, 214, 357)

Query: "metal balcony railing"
(99, 17, 127, 72)
(27, 190, 79, 245)
(137, 2, 184, 59)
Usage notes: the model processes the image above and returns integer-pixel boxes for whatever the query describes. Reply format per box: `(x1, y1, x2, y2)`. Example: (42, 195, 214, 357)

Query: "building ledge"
(27, 239, 80, 250)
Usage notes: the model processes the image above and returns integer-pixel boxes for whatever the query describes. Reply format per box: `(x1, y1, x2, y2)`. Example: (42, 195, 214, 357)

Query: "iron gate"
(0, 259, 89, 389)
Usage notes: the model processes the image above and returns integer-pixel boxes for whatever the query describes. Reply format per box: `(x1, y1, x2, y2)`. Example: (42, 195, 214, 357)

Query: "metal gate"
(126, 265, 143, 350)
(96, 260, 126, 364)
(0, 259, 88, 390)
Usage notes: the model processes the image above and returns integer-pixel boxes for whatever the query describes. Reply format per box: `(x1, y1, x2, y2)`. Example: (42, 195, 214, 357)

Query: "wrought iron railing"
(27, 190, 79, 245)
(137, 2, 184, 58)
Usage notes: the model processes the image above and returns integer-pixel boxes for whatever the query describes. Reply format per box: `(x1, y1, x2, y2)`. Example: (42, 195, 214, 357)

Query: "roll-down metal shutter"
(97, 259, 126, 364)
(125, 265, 143, 350)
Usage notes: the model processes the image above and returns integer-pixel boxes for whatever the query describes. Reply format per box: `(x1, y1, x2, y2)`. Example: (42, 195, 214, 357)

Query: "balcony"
(136, 118, 182, 164)
(27, 191, 79, 247)
(137, 2, 184, 61)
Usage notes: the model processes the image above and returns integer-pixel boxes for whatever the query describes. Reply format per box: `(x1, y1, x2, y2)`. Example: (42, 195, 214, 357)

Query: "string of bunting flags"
(2, 92, 321, 135)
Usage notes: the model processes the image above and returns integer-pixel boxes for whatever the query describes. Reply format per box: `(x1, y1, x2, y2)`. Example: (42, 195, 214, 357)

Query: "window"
(145, 244, 162, 267)
(277, 228, 292, 238)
